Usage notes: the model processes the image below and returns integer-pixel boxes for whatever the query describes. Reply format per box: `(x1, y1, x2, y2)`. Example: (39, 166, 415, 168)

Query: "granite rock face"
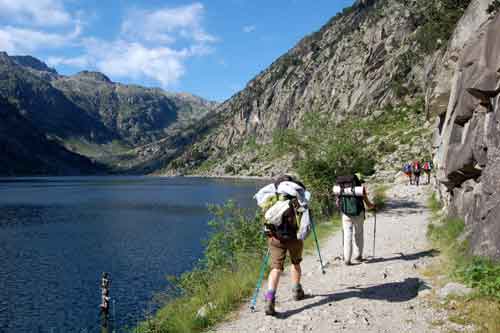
(434, 11, 500, 260)
(427, 0, 493, 120)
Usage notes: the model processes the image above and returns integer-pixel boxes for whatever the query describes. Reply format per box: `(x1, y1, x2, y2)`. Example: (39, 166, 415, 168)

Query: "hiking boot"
(264, 297, 276, 316)
(292, 284, 305, 301)
(344, 260, 352, 266)
(354, 256, 364, 262)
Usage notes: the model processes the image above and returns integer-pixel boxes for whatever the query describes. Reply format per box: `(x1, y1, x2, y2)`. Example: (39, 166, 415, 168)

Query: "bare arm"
(363, 187, 376, 210)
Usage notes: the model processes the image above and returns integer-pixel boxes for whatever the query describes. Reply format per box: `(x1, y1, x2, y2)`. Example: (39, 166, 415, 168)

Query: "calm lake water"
(0, 176, 265, 333)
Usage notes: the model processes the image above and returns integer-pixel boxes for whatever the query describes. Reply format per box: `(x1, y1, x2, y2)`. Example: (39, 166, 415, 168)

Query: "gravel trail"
(213, 183, 451, 333)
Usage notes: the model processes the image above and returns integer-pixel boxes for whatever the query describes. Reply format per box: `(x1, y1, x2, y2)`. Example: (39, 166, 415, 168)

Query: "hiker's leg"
(267, 238, 286, 296)
(291, 264, 301, 284)
(289, 239, 305, 300)
(267, 268, 281, 291)
(353, 215, 364, 259)
(342, 215, 354, 263)
(289, 239, 304, 284)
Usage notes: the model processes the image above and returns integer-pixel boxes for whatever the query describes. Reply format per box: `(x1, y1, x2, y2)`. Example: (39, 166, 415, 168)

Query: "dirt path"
(213, 183, 448, 333)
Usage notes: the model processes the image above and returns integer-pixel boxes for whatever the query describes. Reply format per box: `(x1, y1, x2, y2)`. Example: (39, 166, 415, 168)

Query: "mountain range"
(0, 52, 216, 175)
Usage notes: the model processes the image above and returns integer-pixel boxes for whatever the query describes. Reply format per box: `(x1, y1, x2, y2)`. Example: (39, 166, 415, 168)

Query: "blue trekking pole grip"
(250, 248, 270, 312)
(310, 215, 326, 274)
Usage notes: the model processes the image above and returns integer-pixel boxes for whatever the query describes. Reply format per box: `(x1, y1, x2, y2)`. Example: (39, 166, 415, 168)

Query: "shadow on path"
(277, 278, 424, 319)
(366, 249, 439, 264)
(379, 199, 426, 217)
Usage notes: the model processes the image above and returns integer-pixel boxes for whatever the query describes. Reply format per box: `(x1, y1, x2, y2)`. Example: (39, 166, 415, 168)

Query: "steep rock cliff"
(433, 10, 500, 260)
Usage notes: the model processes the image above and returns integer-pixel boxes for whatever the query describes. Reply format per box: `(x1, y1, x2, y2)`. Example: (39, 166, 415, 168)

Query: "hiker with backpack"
(333, 173, 375, 265)
(423, 160, 433, 184)
(403, 162, 413, 185)
(253, 175, 312, 316)
(412, 160, 421, 186)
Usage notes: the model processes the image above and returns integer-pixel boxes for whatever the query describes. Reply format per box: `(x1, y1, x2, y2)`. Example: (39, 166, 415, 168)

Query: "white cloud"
(0, 2, 216, 89)
(121, 3, 217, 44)
(242, 25, 256, 33)
(0, 24, 81, 53)
(47, 38, 194, 87)
(47, 55, 89, 68)
(0, 0, 72, 27)
(91, 40, 188, 87)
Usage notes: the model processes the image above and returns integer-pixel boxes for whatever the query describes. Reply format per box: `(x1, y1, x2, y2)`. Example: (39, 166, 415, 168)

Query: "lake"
(0, 176, 266, 333)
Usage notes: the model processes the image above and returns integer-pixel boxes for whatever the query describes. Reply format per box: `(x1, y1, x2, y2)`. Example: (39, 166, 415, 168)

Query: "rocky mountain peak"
(0, 52, 15, 66)
(74, 71, 113, 83)
(11, 55, 58, 74)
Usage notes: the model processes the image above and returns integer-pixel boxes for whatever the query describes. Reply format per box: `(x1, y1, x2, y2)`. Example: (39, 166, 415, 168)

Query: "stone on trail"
(438, 282, 473, 299)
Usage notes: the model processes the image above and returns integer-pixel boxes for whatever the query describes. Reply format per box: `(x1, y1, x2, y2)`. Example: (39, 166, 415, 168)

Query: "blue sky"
(0, 0, 354, 101)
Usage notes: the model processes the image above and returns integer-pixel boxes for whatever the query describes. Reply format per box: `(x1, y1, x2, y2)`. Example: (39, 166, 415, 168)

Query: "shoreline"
(181, 174, 272, 181)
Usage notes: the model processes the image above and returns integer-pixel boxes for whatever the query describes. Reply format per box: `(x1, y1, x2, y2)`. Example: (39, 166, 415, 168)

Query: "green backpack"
(336, 175, 365, 217)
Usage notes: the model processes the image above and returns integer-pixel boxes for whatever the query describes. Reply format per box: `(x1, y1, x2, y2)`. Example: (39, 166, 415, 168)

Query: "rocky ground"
(212, 182, 473, 332)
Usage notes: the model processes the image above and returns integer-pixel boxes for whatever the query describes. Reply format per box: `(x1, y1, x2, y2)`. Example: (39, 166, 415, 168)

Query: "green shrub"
(224, 165, 235, 174)
(456, 258, 500, 298)
(271, 128, 300, 157)
(416, 0, 472, 54)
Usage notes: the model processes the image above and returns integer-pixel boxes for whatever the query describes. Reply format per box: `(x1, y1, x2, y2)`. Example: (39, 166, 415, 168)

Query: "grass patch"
(427, 192, 443, 218)
(426, 192, 500, 332)
(445, 297, 500, 333)
(138, 258, 262, 333)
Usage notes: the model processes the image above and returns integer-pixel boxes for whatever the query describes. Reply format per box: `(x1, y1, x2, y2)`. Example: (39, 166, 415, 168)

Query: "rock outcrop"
(434, 11, 500, 260)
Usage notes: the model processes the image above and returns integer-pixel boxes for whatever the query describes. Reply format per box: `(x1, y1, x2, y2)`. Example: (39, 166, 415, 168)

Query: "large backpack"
(403, 163, 412, 173)
(413, 161, 420, 172)
(265, 177, 303, 240)
(423, 162, 430, 171)
(336, 175, 365, 217)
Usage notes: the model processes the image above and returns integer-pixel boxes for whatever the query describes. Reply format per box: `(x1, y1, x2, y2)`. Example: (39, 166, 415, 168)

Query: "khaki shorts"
(268, 237, 303, 271)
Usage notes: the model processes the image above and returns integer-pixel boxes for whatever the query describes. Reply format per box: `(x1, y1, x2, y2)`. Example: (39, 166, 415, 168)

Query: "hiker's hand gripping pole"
(310, 216, 326, 274)
(249, 248, 270, 312)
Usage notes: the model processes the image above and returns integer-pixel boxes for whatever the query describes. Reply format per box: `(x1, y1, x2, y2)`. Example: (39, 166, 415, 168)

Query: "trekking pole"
(249, 248, 270, 312)
(310, 216, 326, 274)
(341, 225, 345, 261)
(372, 209, 377, 258)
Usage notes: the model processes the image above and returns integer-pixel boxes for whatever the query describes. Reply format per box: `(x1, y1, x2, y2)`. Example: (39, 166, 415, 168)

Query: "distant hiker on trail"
(412, 160, 421, 186)
(423, 160, 433, 185)
(254, 175, 313, 316)
(334, 173, 375, 265)
(403, 162, 413, 185)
